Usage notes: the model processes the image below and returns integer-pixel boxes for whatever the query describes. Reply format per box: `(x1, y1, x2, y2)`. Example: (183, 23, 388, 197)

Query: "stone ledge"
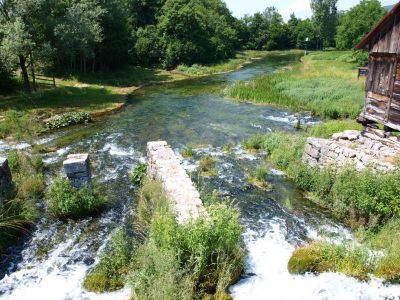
(147, 141, 207, 224)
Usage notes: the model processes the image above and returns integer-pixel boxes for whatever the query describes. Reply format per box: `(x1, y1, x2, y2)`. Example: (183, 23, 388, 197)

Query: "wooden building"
(356, 2, 400, 131)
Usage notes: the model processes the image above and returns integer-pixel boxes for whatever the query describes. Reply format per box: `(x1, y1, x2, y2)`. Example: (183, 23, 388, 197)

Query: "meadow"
(228, 51, 365, 119)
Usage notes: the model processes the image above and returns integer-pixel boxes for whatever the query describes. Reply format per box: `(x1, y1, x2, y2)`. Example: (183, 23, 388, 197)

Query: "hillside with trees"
(0, 0, 391, 94)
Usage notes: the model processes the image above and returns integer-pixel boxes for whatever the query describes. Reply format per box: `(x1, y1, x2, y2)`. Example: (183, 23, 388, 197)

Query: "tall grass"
(0, 151, 45, 254)
(228, 51, 365, 119)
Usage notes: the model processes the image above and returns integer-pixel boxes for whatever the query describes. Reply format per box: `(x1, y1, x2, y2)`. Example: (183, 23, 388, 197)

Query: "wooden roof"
(355, 2, 400, 50)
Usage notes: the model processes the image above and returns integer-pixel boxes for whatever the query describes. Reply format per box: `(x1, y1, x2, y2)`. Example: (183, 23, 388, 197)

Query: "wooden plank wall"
(388, 60, 400, 125)
(370, 13, 400, 53)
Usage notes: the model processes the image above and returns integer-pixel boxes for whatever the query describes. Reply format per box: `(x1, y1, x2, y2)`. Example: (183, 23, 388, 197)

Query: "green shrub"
(0, 110, 43, 140)
(46, 112, 91, 130)
(84, 229, 134, 292)
(46, 178, 105, 219)
(199, 156, 217, 177)
(130, 164, 147, 185)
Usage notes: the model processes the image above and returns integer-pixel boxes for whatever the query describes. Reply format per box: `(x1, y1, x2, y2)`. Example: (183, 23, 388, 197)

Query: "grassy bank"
(176, 50, 270, 76)
(84, 180, 244, 299)
(228, 51, 365, 119)
(244, 130, 400, 282)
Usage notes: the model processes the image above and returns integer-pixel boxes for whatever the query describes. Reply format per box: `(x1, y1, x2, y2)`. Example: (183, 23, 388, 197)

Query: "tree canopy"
(0, 0, 389, 93)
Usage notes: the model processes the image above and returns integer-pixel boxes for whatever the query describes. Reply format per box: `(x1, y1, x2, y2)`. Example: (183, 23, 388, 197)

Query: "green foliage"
(311, 0, 338, 48)
(335, 0, 386, 50)
(247, 166, 272, 191)
(45, 112, 91, 130)
(288, 241, 373, 280)
(199, 156, 217, 177)
(84, 229, 134, 292)
(46, 178, 105, 219)
(256, 131, 400, 229)
(181, 146, 195, 158)
(243, 134, 265, 151)
(0, 110, 44, 140)
(130, 180, 244, 299)
(228, 51, 364, 119)
(0, 151, 44, 254)
(130, 164, 147, 185)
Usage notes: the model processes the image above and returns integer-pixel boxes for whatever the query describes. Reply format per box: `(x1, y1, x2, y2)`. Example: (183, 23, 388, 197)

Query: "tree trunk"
(92, 56, 95, 73)
(29, 50, 37, 92)
(19, 55, 31, 93)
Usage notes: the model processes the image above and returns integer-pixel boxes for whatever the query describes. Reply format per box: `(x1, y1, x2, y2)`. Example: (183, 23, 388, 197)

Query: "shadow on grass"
(61, 66, 176, 88)
(0, 86, 123, 113)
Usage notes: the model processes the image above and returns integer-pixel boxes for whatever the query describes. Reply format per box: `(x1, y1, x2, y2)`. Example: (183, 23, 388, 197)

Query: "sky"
(224, 0, 395, 21)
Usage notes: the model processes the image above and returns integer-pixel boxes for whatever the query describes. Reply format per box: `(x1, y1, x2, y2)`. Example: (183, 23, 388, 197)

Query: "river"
(1, 53, 399, 299)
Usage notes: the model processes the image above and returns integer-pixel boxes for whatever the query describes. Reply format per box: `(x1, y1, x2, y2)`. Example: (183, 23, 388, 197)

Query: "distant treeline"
(0, 0, 387, 93)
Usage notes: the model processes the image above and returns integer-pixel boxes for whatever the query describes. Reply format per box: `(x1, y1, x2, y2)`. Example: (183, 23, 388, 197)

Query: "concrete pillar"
(63, 153, 92, 189)
(0, 157, 13, 204)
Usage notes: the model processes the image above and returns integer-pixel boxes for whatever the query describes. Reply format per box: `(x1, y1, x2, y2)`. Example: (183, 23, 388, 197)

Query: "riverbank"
(244, 127, 400, 284)
(0, 50, 274, 143)
(227, 50, 364, 120)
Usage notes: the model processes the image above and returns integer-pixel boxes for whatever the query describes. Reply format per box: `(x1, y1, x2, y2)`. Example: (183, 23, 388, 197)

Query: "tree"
(55, 0, 105, 73)
(311, 0, 338, 48)
(335, 0, 386, 49)
(287, 13, 301, 48)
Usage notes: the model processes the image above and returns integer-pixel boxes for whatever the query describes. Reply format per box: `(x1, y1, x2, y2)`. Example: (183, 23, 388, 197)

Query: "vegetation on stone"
(181, 146, 195, 158)
(46, 178, 105, 219)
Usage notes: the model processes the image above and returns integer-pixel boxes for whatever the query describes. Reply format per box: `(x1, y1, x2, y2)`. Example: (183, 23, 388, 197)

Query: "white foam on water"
(230, 219, 400, 300)
(0, 222, 131, 300)
(270, 168, 285, 176)
(102, 143, 135, 157)
(263, 114, 320, 126)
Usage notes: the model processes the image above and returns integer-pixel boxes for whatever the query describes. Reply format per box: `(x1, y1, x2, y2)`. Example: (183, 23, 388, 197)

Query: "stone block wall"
(303, 130, 400, 172)
(147, 141, 206, 224)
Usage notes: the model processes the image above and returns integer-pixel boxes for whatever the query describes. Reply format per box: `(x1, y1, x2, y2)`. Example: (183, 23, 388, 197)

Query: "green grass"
(176, 51, 269, 76)
(228, 50, 365, 119)
(309, 119, 363, 139)
(181, 146, 196, 158)
(0, 66, 186, 141)
(247, 166, 273, 191)
(130, 164, 147, 185)
(199, 156, 218, 177)
(46, 178, 106, 219)
(288, 241, 374, 281)
(83, 180, 244, 297)
(0, 151, 45, 254)
(84, 229, 134, 292)
(130, 180, 244, 299)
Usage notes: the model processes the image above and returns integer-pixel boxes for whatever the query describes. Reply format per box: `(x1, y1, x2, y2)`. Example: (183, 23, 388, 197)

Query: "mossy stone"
(287, 247, 321, 275)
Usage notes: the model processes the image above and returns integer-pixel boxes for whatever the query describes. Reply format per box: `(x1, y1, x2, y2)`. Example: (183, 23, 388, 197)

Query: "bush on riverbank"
(227, 51, 364, 119)
(0, 151, 45, 254)
(46, 178, 105, 219)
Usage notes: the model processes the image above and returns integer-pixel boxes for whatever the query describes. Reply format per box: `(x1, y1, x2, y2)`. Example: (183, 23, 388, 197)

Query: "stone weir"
(147, 141, 207, 224)
(303, 129, 400, 172)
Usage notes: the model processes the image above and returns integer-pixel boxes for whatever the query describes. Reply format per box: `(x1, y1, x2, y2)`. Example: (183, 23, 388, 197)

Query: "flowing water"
(1, 53, 400, 300)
